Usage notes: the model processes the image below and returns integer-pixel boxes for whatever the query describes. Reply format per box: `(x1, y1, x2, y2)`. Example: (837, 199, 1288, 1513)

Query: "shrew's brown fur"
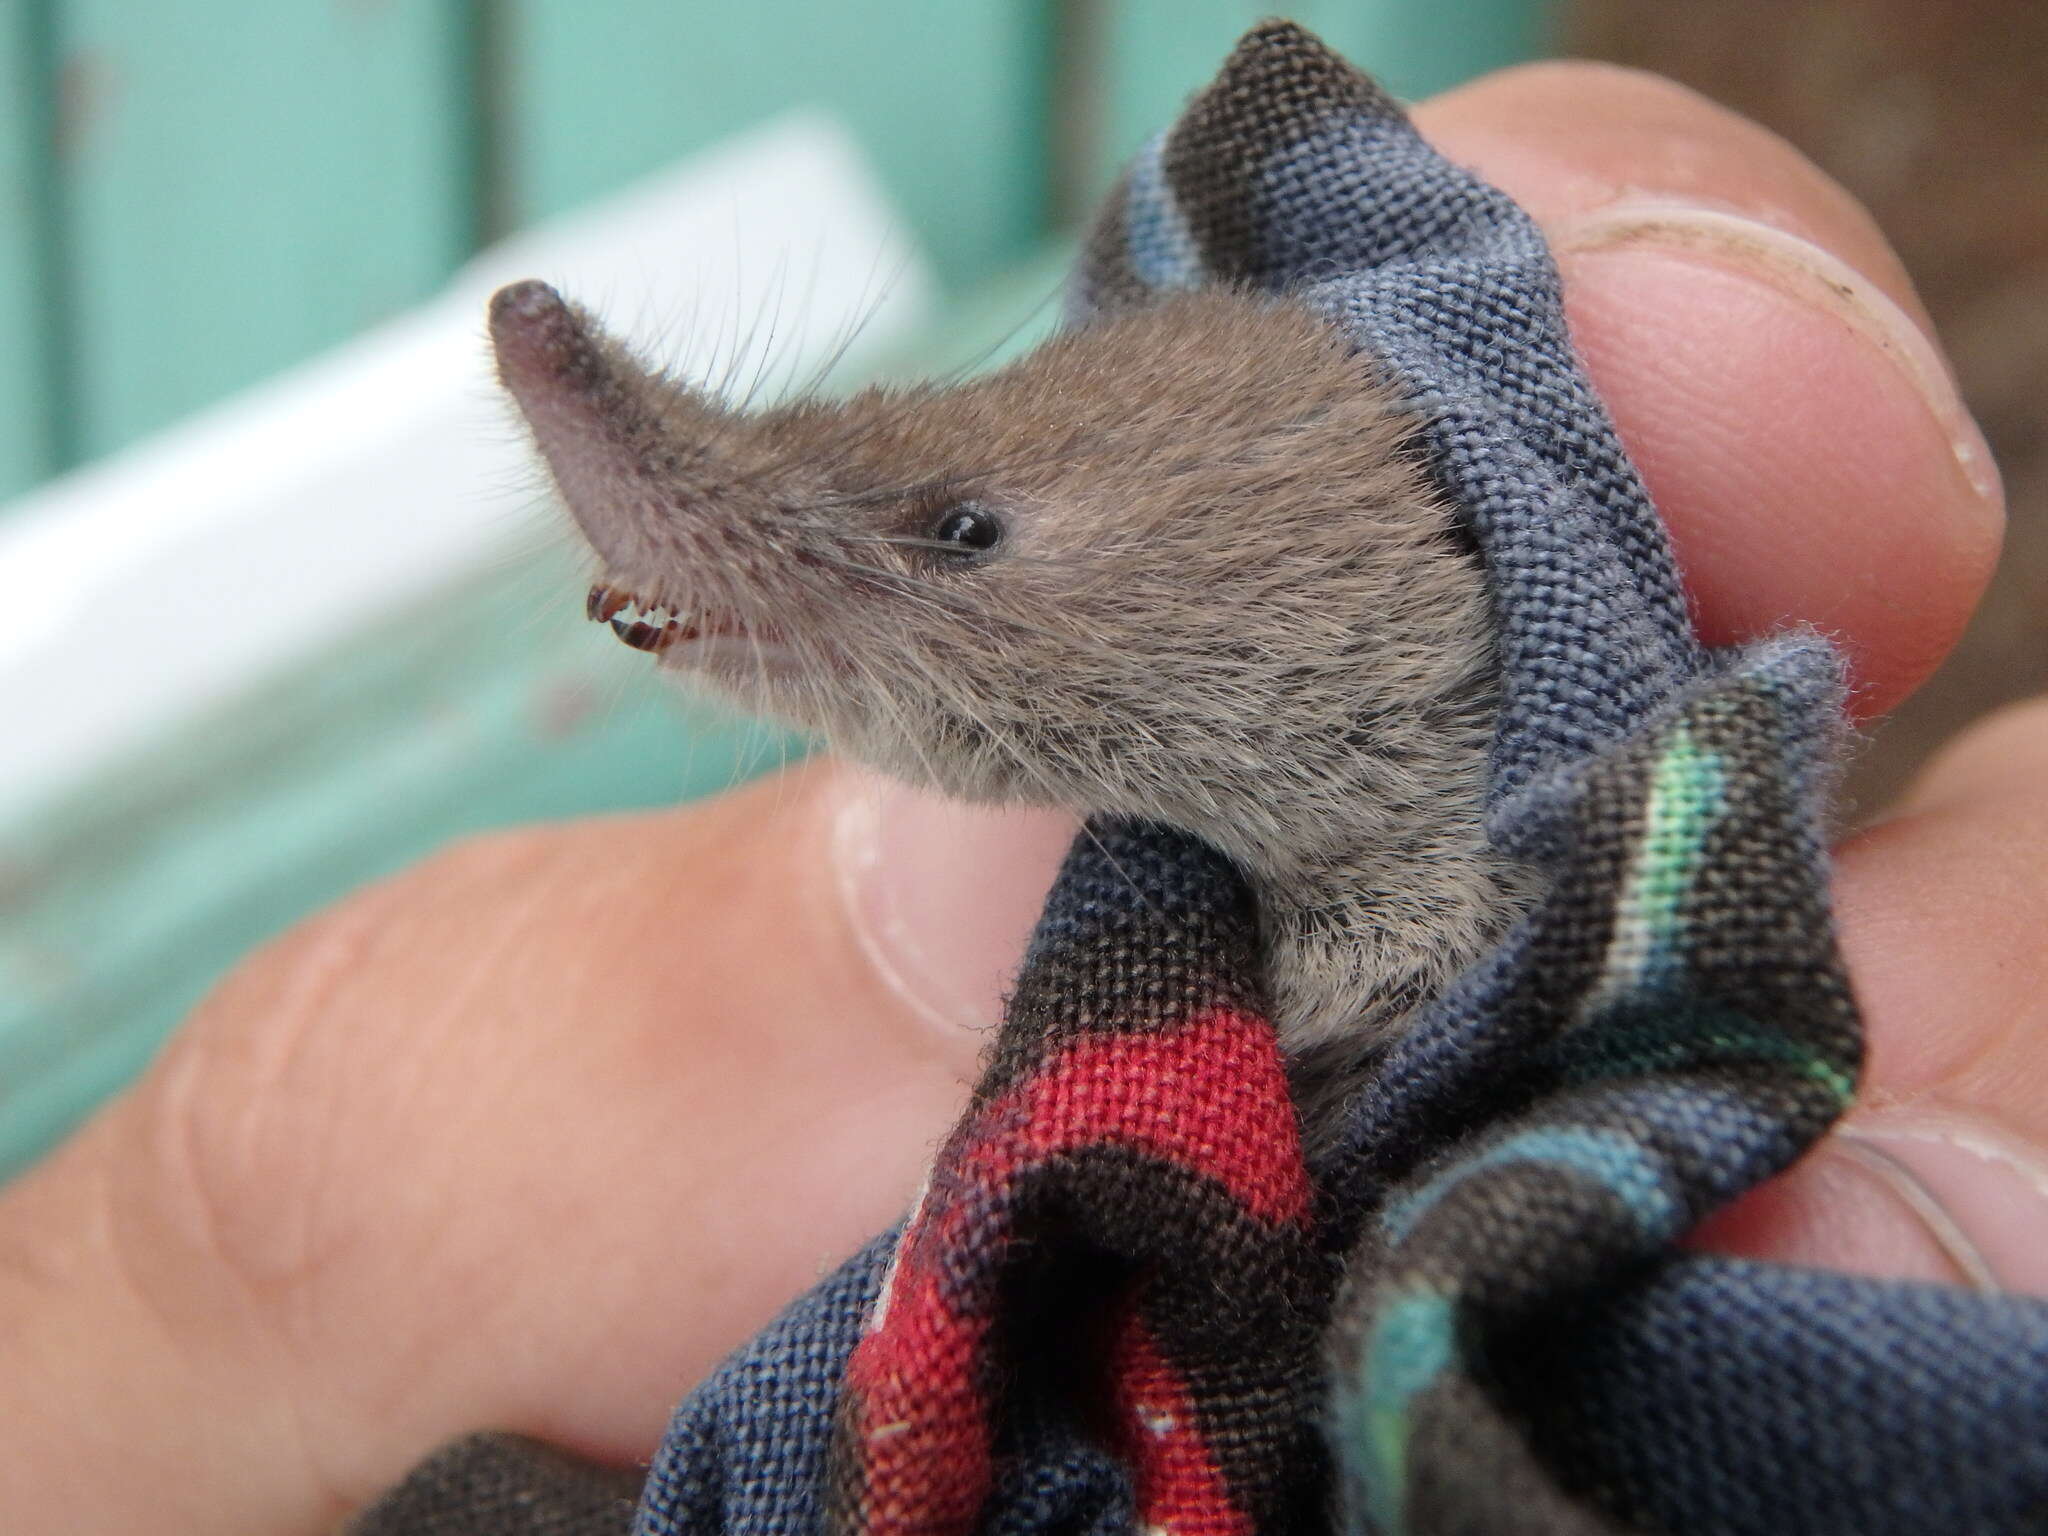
(491, 279, 1532, 1130)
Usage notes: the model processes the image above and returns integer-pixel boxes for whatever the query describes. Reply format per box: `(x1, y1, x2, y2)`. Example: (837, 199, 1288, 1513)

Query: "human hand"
(0, 63, 2018, 1534)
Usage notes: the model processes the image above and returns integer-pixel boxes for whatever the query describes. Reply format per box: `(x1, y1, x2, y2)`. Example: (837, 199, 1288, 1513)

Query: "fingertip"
(1415, 61, 2001, 719)
(1416, 60, 1927, 328)
(1689, 1139, 1989, 1287)
(1556, 234, 2000, 716)
(1887, 694, 2048, 815)
(823, 763, 1076, 1060)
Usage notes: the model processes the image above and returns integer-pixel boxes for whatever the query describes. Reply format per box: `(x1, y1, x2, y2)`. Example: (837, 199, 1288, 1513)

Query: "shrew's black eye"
(930, 502, 1002, 556)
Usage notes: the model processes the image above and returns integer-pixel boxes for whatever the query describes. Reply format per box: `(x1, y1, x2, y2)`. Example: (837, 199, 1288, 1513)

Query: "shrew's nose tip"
(489, 277, 564, 330)
(487, 279, 581, 373)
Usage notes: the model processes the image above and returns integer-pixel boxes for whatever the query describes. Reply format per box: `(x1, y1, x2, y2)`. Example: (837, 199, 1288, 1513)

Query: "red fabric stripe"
(836, 1004, 1308, 1534)
(840, 1186, 1003, 1536)
(969, 1006, 1312, 1230)
(1107, 1306, 1254, 1536)
(839, 1262, 993, 1536)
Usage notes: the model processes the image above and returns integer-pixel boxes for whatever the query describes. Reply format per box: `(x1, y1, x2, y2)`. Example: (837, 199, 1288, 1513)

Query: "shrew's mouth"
(586, 582, 771, 659)
(587, 582, 710, 654)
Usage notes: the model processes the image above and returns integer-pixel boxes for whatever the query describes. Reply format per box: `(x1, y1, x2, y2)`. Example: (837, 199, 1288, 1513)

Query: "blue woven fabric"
(1511, 1256, 2048, 1534)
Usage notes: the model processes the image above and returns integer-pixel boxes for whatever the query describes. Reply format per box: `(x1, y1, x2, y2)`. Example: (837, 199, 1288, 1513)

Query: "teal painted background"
(0, 3, 1552, 1175)
(0, 1, 1551, 502)
(3, 5, 63, 487)
(53, 1, 482, 461)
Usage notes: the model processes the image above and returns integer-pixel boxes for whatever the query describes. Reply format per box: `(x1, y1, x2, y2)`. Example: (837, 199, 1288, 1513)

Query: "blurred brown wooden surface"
(1564, 0, 2048, 815)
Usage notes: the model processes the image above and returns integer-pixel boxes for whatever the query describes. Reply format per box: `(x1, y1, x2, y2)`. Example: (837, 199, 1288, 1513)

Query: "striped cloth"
(355, 22, 2048, 1536)
(826, 822, 1330, 1536)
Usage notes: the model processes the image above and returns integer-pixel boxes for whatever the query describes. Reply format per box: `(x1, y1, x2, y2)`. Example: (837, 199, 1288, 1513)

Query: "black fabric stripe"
(973, 817, 1266, 1108)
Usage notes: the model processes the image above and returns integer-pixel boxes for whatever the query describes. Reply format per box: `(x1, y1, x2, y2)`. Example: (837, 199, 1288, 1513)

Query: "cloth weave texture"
(355, 22, 2048, 1536)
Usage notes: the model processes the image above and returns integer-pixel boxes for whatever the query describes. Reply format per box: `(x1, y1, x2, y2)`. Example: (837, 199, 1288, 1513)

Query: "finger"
(1419, 62, 1928, 322)
(0, 1115, 335, 1535)
(82, 760, 1039, 1520)
(1417, 64, 2004, 719)
(1694, 696, 2048, 1287)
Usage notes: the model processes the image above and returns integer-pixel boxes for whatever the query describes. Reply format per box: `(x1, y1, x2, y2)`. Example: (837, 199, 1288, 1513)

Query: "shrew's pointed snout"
(488, 278, 618, 433)
(486, 278, 738, 578)
(488, 279, 580, 382)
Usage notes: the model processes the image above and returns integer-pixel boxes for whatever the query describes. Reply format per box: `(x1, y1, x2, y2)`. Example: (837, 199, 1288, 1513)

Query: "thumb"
(2, 758, 1071, 1533)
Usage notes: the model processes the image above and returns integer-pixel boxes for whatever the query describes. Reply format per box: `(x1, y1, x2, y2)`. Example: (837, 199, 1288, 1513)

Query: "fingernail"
(826, 768, 1077, 1042)
(1838, 1108, 2048, 1293)
(1558, 199, 2004, 512)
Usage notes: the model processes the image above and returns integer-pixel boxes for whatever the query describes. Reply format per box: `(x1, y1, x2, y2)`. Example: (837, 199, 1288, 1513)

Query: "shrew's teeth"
(610, 617, 664, 652)
(588, 584, 630, 623)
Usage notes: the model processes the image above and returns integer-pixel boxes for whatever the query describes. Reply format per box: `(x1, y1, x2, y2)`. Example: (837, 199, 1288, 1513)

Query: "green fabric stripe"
(1381, 1126, 1679, 1246)
(1555, 1000, 1858, 1106)
(1352, 1286, 1458, 1536)
(1586, 724, 1725, 1013)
